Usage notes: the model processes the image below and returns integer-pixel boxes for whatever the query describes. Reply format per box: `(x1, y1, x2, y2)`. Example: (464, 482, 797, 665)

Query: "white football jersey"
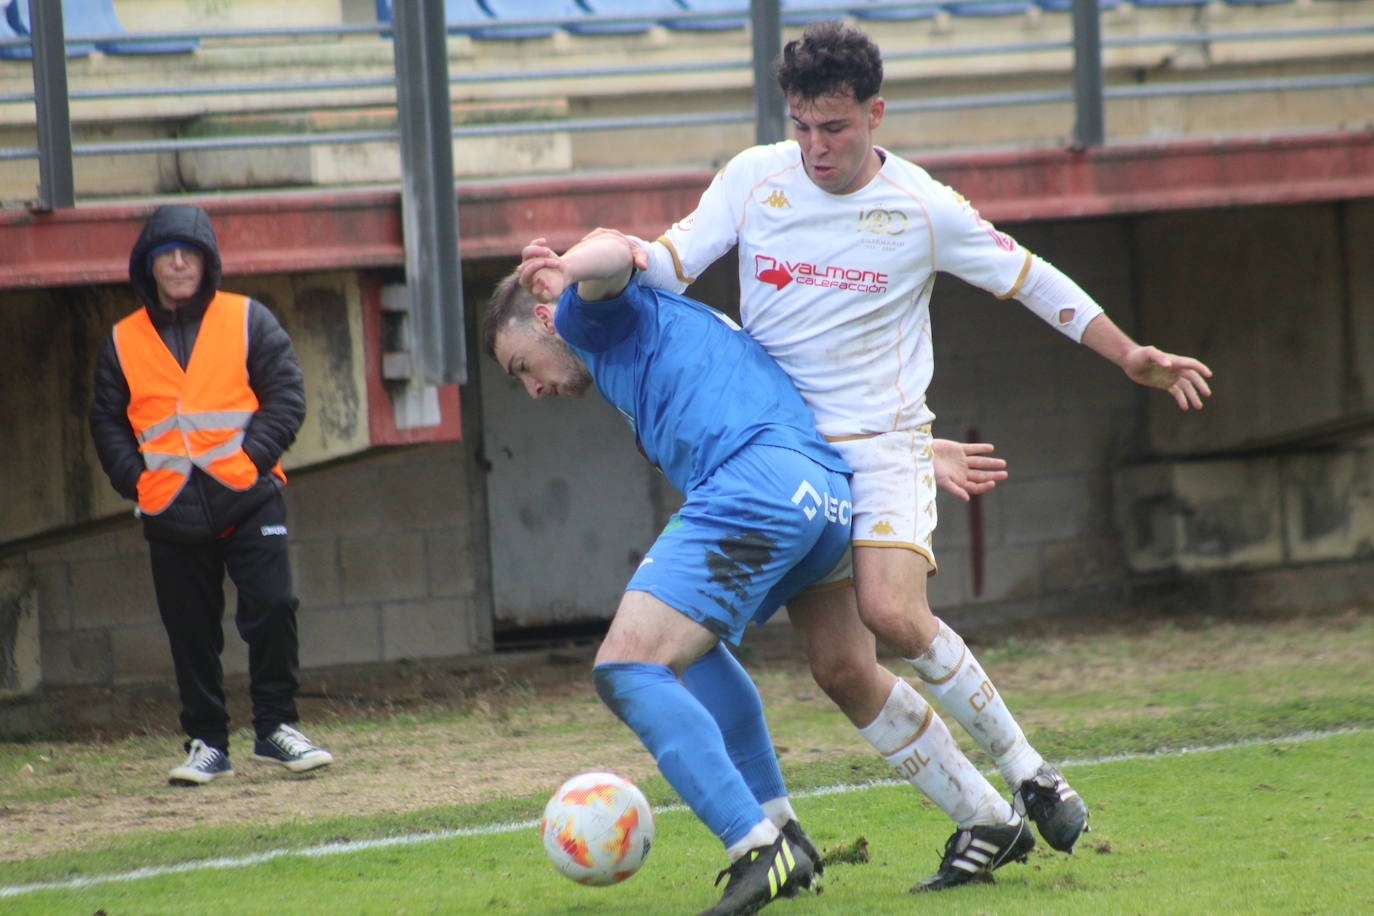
(644, 141, 1098, 437)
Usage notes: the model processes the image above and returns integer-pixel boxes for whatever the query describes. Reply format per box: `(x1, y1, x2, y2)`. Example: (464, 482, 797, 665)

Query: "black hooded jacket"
(89, 204, 306, 542)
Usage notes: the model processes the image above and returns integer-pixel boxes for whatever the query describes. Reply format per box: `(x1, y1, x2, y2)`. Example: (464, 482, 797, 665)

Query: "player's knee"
(855, 599, 906, 641)
(856, 595, 934, 647)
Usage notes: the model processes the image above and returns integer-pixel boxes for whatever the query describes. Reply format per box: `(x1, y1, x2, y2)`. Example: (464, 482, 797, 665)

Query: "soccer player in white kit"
(635, 20, 1214, 891)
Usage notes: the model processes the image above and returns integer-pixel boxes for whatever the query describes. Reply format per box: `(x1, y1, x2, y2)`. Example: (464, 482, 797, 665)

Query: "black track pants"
(147, 492, 301, 751)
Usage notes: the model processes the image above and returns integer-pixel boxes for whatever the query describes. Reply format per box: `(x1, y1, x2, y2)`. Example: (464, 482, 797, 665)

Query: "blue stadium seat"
(573, 0, 678, 34)
(68, 0, 197, 54)
(479, 0, 582, 37)
(1036, 0, 1118, 10)
(851, 0, 941, 19)
(782, 1, 855, 24)
(663, 0, 749, 31)
(3, 0, 93, 57)
(1222, 0, 1292, 5)
(12, 0, 198, 55)
(376, 0, 509, 36)
(0, 5, 28, 59)
(1129, 0, 1210, 6)
(943, 0, 1034, 14)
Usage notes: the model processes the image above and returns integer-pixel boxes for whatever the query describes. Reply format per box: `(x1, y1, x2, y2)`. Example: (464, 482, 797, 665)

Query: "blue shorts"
(625, 443, 852, 645)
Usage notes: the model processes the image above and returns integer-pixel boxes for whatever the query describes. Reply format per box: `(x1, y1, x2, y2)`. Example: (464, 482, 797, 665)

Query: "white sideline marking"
(1, 727, 1364, 899)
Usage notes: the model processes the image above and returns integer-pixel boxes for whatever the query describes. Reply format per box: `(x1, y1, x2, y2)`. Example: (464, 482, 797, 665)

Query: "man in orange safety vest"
(90, 204, 334, 785)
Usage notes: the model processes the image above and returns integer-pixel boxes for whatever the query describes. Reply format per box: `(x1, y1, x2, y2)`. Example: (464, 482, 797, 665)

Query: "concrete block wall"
(0, 567, 40, 695)
(9, 440, 489, 691)
(1119, 445, 1374, 574)
(923, 216, 1142, 612)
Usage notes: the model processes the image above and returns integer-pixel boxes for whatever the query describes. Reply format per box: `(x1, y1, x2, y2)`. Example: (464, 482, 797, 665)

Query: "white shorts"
(829, 425, 939, 573)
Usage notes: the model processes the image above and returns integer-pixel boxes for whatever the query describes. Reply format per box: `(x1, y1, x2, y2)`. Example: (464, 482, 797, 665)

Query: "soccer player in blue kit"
(483, 228, 852, 914)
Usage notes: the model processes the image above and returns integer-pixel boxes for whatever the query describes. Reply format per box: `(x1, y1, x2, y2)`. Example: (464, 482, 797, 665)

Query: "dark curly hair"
(774, 20, 883, 103)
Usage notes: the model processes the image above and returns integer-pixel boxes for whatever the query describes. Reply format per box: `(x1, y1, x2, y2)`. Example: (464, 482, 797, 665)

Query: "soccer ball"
(540, 771, 654, 886)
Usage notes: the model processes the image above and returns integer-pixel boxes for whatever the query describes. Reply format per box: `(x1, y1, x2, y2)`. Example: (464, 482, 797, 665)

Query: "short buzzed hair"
(774, 20, 884, 104)
(481, 269, 537, 360)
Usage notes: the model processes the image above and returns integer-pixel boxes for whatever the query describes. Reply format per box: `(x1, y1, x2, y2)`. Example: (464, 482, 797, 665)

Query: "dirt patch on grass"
(2, 606, 1369, 865)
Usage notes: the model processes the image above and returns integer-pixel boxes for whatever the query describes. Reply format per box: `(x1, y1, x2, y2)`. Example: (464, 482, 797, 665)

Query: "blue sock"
(682, 643, 788, 809)
(594, 661, 766, 848)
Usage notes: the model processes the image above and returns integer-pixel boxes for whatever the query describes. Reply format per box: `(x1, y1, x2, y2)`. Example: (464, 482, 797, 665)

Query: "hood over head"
(128, 205, 223, 310)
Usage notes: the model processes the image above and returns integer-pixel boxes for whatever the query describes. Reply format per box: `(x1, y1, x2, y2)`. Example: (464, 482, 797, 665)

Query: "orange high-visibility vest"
(113, 292, 286, 516)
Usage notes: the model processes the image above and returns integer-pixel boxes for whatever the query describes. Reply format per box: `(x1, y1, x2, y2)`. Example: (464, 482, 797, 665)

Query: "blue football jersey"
(555, 273, 849, 494)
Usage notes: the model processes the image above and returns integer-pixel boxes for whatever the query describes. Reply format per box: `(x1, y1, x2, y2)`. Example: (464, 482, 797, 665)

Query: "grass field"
(3, 608, 1373, 914)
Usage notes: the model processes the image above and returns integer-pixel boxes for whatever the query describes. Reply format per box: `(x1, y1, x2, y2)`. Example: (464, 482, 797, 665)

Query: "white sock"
(726, 818, 780, 862)
(857, 679, 1013, 828)
(761, 796, 797, 830)
(906, 618, 1043, 788)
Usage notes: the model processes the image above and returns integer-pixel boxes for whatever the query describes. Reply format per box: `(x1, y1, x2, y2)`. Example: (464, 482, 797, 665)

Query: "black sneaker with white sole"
(168, 739, 234, 786)
(1015, 763, 1088, 852)
(781, 819, 824, 876)
(253, 724, 334, 773)
(698, 831, 815, 916)
(911, 818, 1035, 892)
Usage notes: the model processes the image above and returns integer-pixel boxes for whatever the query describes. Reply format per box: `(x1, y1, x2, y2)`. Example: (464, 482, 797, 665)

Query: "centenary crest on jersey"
(857, 208, 908, 236)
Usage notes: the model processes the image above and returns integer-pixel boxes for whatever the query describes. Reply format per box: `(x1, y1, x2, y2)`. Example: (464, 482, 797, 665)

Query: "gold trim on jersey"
(655, 235, 695, 285)
(998, 249, 1033, 300)
(824, 423, 932, 444)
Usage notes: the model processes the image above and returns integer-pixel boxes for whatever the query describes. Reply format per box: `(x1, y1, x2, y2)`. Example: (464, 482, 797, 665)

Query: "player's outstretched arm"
(933, 439, 1008, 502)
(1080, 314, 1214, 411)
(517, 230, 645, 303)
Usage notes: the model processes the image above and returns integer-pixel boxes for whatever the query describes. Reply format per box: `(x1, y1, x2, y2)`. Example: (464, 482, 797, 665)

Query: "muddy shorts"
(625, 443, 851, 645)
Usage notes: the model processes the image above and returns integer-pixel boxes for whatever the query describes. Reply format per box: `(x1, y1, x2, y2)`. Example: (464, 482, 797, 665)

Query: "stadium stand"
(5, 0, 1371, 204)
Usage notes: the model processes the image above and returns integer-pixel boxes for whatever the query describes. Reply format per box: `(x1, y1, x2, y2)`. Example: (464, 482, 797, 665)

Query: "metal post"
(751, 0, 785, 146)
(1071, 0, 1105, 149)
(392, 0, 465, 385)
(31, 0, 75, 210)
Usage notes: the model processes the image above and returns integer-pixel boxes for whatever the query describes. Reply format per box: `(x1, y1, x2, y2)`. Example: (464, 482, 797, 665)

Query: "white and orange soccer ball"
(540, 771, 654, 886)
